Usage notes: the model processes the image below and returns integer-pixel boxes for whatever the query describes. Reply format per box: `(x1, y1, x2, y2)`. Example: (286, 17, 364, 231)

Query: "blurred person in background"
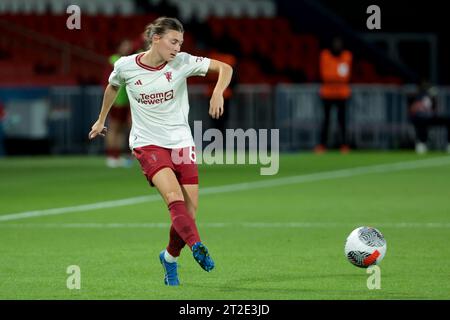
(105, 39, 134, 168)
(0, 100, 5, 157)
(89, 17, 233, 286)
(132, 30, 149, 54)
(409, 80, 450, 154)
(315, 35, 353, 154)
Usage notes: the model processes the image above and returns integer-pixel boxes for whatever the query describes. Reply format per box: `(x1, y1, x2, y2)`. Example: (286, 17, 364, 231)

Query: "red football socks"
(167, 200, 200, 251)
(106, 148, 121, 158)
(166, 225, 186, 257)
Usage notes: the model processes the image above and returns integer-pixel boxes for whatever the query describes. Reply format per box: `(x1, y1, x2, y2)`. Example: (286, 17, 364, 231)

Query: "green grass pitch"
(1, 152, 449, 299)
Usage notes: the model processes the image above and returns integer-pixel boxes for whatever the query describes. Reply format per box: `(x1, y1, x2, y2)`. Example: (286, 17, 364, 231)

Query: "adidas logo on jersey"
(134, 79, 143, 85)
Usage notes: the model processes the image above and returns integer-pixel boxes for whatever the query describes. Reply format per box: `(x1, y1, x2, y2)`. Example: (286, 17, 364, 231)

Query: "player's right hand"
(88, 120, 107, 140)
(209, 93, 224, 119)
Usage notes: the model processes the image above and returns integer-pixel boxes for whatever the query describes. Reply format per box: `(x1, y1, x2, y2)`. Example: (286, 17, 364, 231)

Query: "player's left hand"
(209, 94, 224, 119)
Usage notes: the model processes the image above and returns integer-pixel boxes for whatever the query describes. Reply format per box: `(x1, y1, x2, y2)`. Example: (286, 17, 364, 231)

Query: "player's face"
(156, 30, 183, 62)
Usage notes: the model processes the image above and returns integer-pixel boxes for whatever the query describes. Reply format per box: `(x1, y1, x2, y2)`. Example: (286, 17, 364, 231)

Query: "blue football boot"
(192, 242, 215, 272)
(159, 250, 180, 286)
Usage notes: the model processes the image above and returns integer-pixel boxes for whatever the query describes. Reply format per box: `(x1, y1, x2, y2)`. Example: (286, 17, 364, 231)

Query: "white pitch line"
(1, 156, 450, 222)
(0, 195, 161, 222)
(0, 222, 449, 228)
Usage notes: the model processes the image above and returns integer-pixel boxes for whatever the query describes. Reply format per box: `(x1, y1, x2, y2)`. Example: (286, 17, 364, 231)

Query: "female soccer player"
(88, 17, 233, 286)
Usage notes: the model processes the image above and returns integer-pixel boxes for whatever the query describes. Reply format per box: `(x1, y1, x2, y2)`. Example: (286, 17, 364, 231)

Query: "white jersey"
(108, 52, 211, 149)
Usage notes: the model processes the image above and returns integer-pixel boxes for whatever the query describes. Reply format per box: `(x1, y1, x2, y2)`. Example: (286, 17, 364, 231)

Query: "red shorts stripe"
(133, 145, 198, 187)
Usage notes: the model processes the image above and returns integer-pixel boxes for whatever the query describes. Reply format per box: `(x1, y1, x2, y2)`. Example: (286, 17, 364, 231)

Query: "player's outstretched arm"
(207, 59, 233, 119)
(88, 84, 120, 140)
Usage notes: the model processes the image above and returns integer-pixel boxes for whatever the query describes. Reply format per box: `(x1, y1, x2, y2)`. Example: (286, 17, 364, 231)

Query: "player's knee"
(165, 191, 184, 204)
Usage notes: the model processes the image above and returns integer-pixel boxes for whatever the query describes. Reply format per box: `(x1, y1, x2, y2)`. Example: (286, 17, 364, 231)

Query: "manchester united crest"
(164, 71, 172, 82)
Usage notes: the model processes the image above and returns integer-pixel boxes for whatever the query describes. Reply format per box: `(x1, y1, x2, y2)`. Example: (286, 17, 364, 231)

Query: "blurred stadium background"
(0, 0, 448, 155)
(1, 0, 450, 301)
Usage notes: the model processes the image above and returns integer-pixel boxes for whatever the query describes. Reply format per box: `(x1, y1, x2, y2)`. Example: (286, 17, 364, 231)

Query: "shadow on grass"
(186, 273, 430, 299)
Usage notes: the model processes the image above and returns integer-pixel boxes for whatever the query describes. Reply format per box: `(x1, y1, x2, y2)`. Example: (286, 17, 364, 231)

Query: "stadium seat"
(192, 1, 211, 22)
(170, 0, 195, 22)
(209, 1, 229, 18)
(0, 0, 137, 16)
(0, 10, 404, 85)
(259, 0, 277, 17)
(228, 0, 246, 18)
(48, 0, 65, 14)
(208, 17, 226, 39)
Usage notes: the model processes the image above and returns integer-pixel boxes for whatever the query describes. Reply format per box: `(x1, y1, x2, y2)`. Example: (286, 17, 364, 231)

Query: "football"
(344, 226, 387, 268)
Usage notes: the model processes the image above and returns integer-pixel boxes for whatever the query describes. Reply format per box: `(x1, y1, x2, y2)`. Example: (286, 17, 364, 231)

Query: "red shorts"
(109, 105, 131, 124)
(133, 145, 198, 187)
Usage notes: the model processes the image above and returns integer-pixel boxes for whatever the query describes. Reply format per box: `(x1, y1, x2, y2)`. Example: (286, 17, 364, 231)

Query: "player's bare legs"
(152, 167, 185, 204)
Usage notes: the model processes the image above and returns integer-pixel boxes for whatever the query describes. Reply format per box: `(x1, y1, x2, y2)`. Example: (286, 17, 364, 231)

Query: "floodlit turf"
(1, 151, 450, 299)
